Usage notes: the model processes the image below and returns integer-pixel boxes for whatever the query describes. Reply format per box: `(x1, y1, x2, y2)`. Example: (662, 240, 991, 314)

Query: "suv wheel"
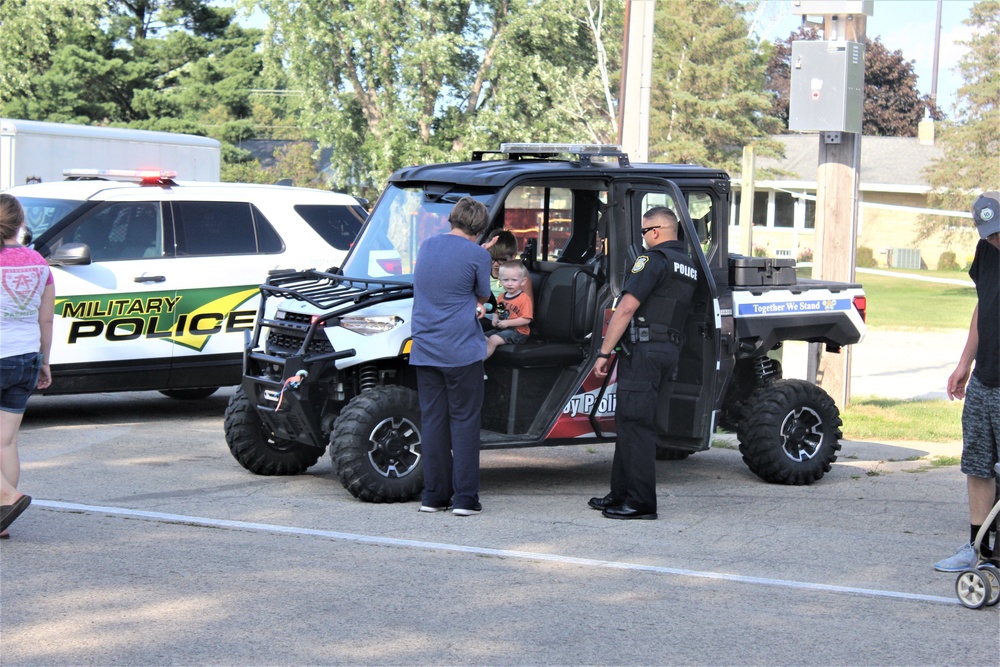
(224, 387, 323, 474)
(737, 379, 842, 485)
(330, 386, 423, 503)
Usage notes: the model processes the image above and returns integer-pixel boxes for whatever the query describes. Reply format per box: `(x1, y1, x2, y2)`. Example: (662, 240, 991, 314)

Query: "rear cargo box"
(729, 255, 796, 287)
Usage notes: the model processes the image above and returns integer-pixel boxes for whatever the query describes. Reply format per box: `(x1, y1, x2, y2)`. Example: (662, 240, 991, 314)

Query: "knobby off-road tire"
(737, 379, 842, 485)
(330, 386, 423, 503)
(224, 387, 323, 475)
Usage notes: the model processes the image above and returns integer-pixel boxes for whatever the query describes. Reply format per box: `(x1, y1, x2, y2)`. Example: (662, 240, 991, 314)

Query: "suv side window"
(57, 202, 163, 261)
(172, 202, 283, 256)
(685, 191, 715, 255)
(295, 204, 365, 251)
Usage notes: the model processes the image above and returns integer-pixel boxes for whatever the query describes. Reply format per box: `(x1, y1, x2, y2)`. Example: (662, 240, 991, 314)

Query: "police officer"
(589, 207, 698, 520)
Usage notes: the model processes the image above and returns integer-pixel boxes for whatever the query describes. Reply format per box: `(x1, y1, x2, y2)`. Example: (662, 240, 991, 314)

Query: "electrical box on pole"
(788, 41, 865, 133)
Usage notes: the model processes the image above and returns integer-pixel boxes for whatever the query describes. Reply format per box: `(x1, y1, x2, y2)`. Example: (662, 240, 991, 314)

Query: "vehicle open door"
(609, 178, 722, 455)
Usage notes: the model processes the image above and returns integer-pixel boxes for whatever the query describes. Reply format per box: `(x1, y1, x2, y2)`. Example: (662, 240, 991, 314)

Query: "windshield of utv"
(341, 185, 494, 281)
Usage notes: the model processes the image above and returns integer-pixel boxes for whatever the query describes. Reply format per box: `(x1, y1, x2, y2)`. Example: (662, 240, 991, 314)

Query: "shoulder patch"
(631, 256, 649, 273)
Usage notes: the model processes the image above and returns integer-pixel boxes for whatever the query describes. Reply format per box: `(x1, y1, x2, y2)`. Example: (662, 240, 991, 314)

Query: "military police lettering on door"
(56, 286, 258, 351)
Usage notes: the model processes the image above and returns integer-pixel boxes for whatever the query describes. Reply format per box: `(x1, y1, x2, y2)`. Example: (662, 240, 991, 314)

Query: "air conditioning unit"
(889, 248, 922, 270)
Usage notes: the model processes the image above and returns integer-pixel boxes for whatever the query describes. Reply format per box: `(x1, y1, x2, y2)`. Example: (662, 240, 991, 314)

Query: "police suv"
(224, 144, 867, 500)
(8, 171, 366, 398)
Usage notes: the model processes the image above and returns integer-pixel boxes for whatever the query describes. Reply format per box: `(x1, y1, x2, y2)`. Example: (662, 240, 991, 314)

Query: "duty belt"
(630, 325, 684, 347)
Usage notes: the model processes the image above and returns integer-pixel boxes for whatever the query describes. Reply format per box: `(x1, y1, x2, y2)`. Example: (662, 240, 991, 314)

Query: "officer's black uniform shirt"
(970, 238, 999, 387)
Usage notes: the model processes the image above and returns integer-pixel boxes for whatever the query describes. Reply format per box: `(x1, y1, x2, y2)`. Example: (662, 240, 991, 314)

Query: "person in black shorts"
(589, 207, 698, 520)
(935, 191, 1000, 571)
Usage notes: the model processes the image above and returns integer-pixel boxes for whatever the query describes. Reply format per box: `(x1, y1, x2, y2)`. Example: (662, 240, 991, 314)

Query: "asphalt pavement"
(1, 329, 995, 666)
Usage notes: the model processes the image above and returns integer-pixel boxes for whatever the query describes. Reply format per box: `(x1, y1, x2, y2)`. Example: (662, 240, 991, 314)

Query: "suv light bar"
(63, 168, 178, 186)
(473, 143, 631, 167)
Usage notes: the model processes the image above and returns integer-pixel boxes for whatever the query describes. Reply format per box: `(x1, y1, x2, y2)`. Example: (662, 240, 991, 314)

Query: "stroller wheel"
(956, 569, 991, 609)
(977, 564, 1000, 607)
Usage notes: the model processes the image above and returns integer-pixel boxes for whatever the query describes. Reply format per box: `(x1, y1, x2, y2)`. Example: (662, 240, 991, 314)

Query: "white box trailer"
(0, 118, 221, 190)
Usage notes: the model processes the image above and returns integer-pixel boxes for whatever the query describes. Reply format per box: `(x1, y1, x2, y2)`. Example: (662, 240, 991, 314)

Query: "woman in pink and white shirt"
(0, 193, 54, 536)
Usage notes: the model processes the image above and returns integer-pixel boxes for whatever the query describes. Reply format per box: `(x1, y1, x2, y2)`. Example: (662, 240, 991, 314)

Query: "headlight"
(338, 316, 403, 336)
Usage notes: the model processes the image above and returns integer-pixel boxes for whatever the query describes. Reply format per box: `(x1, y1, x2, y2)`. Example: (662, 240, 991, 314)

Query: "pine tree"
(647, 0, 782, 172)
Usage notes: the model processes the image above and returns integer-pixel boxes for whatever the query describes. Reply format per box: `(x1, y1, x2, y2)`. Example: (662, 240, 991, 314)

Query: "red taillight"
(853, 295, 867, 322)
(377, 258, 403, 274)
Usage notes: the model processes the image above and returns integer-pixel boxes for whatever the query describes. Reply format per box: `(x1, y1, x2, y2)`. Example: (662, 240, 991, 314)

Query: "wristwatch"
(596, 351, 611, 359)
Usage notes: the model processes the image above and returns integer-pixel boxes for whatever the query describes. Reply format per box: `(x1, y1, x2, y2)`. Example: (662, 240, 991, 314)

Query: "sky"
(223, 0, 977, 115)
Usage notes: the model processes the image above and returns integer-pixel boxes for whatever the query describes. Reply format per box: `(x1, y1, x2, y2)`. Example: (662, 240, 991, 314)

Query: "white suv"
(7, 173, 366, 398)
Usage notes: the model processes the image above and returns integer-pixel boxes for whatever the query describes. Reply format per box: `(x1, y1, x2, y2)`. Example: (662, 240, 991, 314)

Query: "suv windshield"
(18, 197, 85, 240)
(341, 184, 494, 280)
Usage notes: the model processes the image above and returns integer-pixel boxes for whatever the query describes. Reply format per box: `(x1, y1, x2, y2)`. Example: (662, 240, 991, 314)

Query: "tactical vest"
(632, 244, 698, 343)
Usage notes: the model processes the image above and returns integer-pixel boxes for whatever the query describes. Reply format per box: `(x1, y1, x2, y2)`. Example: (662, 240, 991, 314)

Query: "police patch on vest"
(631, 256, 649, 273)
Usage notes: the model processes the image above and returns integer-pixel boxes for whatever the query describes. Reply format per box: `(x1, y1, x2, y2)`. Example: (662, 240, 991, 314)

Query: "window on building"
(805, 197, 816, 229)
(774, 191, 795, 228)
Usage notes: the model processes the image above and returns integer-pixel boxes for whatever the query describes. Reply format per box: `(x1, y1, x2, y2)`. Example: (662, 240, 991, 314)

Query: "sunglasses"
(640, 226, 664, 235)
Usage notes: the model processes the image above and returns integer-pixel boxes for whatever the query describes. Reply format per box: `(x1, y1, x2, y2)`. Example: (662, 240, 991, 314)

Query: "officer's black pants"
(611, 341, 679, 511)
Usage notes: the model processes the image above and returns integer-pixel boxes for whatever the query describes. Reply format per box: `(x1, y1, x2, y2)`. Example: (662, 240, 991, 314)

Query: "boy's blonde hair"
(498, 260, 528, 280)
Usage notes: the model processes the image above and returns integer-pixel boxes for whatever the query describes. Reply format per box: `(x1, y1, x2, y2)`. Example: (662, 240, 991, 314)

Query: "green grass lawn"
(799, 267, 971, 441)
(857, 272, 976, 330)
(799, 267, 977, 330)
(841, 397, 963, 442)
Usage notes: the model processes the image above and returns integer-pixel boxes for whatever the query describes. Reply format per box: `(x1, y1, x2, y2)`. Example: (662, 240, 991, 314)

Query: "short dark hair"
(449, 197, 489, 237)
(487, 230, 517, 261)
(643, 206, 678, 232)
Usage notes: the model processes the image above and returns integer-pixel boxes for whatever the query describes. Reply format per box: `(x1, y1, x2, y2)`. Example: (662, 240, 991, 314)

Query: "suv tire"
(737, 379, 842, 485)
(225, 387, 323, 474)
(330, 386, 423, 503)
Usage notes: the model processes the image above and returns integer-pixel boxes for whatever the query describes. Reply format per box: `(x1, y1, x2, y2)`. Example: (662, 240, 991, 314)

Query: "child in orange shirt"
(484, 260, 533, 358)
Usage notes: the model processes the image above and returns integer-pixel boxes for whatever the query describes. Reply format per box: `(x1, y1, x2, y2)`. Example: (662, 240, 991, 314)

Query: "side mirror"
(48, 243, 92, 266)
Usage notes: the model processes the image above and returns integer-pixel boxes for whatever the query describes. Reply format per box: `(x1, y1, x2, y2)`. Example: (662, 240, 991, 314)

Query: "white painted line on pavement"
(35, 499, 958, 606)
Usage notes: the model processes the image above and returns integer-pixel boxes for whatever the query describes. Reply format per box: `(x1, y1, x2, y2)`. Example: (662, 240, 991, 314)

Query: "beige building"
(732, 126, 979, 270)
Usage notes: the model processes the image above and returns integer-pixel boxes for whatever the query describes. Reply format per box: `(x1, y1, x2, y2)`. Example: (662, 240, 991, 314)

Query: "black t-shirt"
(970, 239, 1000, 387)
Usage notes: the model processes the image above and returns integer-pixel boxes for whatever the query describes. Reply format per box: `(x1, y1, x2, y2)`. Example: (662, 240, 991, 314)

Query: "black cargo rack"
(260, 269, 413, 312)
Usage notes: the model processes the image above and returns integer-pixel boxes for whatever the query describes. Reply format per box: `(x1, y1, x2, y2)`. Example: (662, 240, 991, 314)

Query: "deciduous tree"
(765, 28, 944, 135)
(253, 0, 622, 189)
(923, 0, 1000, 227)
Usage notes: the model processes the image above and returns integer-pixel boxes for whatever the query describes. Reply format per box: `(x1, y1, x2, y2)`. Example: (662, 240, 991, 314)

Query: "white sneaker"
(453, 502, 482, 516)
(933, 543, 976, 572)
(418, 505, 449, 513)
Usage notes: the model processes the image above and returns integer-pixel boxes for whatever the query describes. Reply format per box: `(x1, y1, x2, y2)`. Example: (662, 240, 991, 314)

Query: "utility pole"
(930, 0, 943, 108)
(813, 11, 865, 408)
(618, 0, 655, 161)
(739, 146, 756, 256)
(788, 1, 870, 408)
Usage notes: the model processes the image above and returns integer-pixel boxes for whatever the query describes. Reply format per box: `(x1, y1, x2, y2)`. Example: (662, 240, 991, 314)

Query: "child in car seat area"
(484, 230, 518, 311)
(484, 260, 533, 359)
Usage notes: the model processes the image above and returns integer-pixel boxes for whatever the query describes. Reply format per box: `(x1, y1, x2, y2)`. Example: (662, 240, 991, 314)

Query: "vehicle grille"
(265, 312, 334, 357)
